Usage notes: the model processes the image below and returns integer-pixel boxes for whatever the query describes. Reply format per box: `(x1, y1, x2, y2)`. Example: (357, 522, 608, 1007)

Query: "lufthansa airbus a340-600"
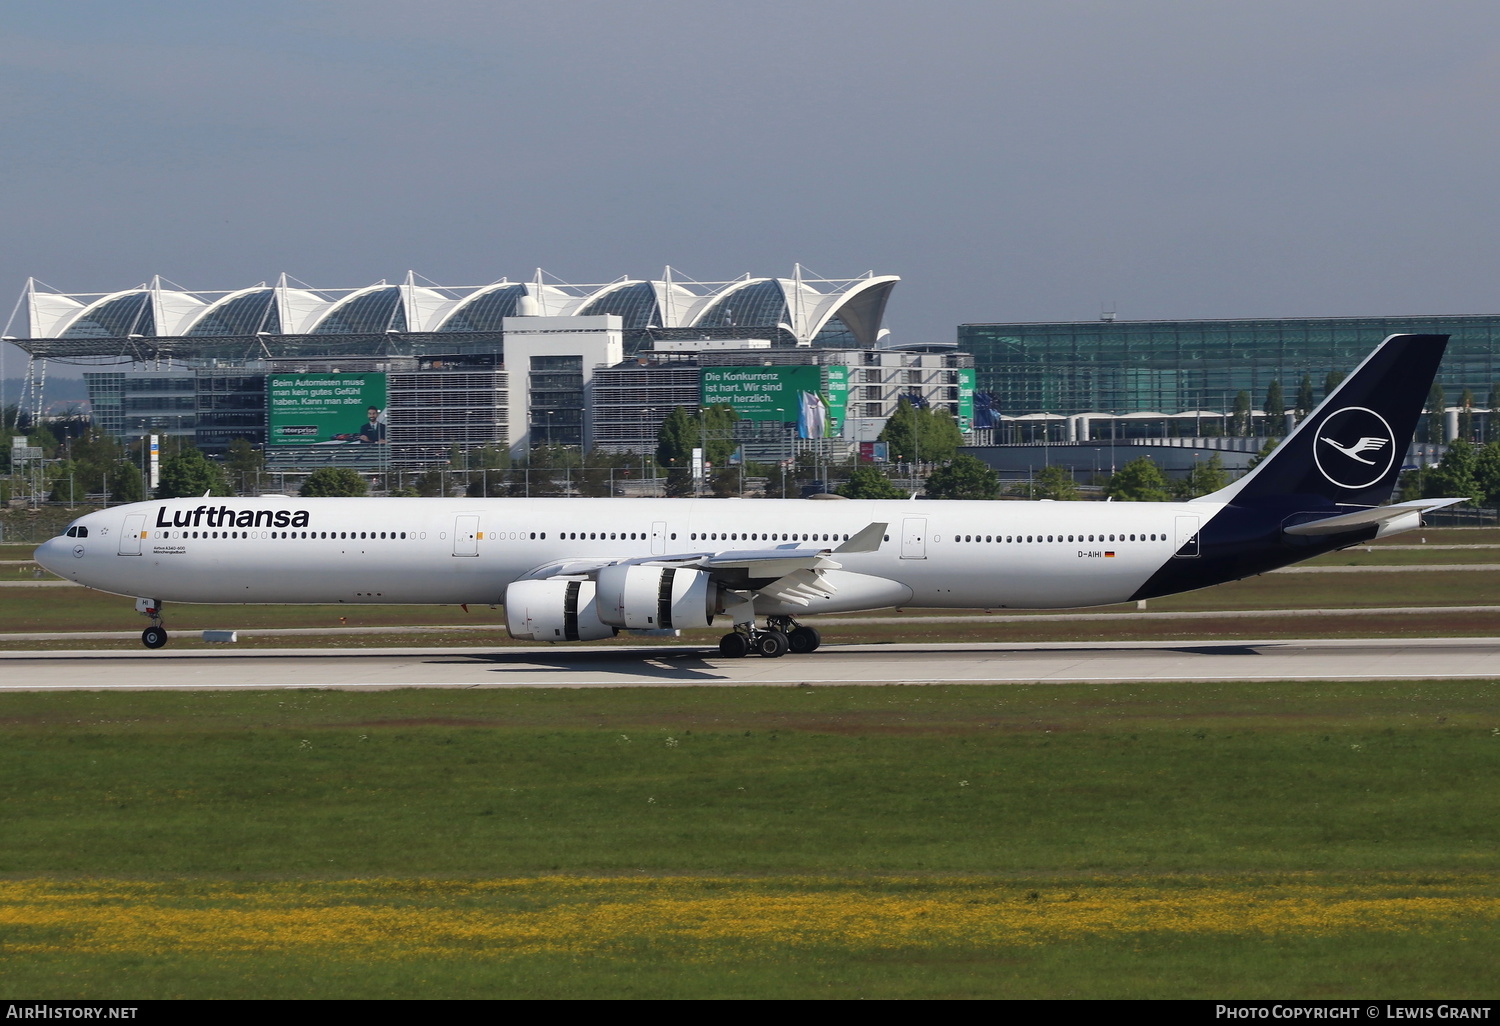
(35, 334, 1460, 658)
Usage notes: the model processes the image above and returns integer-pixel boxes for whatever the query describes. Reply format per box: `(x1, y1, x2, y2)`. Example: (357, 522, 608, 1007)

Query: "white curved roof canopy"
(58, 289, 155, 338)
(402, 284, 461, 333)
(689, 274, 898, 346)
(154, 290, 208, 337)
(807, 276, 898, 347)
(17, 270, 898, 345)
(311, 284, 404, 334)
(187, 286, 279, 336)
(692, 278, 783, 332)
(435, 281, 574, 331)
(26, 289, 86, 339)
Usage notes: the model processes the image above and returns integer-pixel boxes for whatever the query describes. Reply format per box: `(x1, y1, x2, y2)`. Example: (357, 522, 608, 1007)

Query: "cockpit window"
(64, 526, 88, 538)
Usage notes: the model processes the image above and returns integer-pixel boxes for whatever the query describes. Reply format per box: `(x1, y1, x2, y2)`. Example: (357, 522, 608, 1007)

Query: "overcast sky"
(4, 0, 1500, 381)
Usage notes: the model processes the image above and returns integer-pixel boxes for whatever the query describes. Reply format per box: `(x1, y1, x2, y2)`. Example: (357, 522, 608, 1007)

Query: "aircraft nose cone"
(33, 536, 67, 575)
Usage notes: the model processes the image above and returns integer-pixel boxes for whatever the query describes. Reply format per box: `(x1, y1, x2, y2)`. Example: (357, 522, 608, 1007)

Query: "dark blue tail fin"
(1210, 334, 1449, 507)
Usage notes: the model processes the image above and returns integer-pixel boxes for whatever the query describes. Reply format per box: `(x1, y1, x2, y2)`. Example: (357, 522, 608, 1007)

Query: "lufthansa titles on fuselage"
(154, 504, 311, 530)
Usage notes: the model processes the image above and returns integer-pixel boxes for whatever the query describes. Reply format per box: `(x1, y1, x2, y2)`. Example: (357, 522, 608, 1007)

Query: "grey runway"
(2, 636, 1500, 691)
(3, 603, 1499, 643)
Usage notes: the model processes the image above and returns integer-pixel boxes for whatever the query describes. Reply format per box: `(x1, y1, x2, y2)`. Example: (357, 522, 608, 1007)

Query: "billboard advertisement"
(701, 366, 820, 421)
(700, 365, 848, 437)
(958, 367, 976, 433)
(267, 373, 388, 446)
(825, 365, 849, 435)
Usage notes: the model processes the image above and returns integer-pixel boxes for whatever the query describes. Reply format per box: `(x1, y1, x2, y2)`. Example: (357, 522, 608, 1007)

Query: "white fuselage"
(35, 496, 1223, 613)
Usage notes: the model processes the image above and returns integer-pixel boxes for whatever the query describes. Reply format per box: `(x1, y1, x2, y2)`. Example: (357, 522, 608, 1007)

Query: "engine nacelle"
(504, 579, 617, 642)
(595, 564, 715, 630)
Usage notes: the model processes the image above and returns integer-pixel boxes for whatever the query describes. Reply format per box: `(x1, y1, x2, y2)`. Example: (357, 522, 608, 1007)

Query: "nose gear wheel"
(136, 599, 168, 650)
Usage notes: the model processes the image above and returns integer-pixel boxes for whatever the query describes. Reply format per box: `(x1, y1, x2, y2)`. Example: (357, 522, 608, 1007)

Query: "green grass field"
(2, 683, 1498, 998)
(1305, 547, 1500, 565)
(4, 527, 1500, 996)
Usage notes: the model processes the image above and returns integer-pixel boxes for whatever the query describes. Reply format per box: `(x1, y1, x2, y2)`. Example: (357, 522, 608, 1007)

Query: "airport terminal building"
(18, 271, 1499, 475)
(960, 315, 1500, 442)
(7, 270, 984, 467)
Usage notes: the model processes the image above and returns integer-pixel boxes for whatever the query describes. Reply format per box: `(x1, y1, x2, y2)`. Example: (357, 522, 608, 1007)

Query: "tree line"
(5, 399, 1238, 505)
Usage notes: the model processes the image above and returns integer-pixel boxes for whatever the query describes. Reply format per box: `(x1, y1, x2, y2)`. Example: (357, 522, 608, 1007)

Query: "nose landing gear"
(135, 598, 168, 650)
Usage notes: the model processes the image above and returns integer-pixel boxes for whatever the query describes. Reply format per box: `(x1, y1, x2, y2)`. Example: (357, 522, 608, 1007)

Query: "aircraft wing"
(517, 522, 888, 591)
(754, 567, 841, 607)
(1281, 498, 1465, 536)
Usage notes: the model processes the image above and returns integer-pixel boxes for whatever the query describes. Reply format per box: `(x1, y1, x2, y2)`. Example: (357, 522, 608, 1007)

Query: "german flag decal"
(1104, 551, 1115, 557)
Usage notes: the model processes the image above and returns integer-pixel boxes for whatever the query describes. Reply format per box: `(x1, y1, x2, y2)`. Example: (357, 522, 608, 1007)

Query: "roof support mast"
(0, 280, 28, 429)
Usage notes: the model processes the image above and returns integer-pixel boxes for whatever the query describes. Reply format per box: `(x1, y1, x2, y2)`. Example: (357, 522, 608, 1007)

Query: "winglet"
(835, 522, 887, 553)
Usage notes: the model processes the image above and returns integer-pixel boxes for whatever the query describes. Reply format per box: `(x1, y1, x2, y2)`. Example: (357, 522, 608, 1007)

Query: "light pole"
(815, 418, 824, 495)
(640, 406, 658, 498)
(786, 416, 793, 498)
(773, 407, 788, 498)
(698, 406, 707, 498)
(913, 404, 920, 495)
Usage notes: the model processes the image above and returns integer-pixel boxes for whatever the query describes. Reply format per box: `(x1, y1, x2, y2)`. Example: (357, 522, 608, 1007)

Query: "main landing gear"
(136, 598, 168, 650)
(717, 615, 821, 659)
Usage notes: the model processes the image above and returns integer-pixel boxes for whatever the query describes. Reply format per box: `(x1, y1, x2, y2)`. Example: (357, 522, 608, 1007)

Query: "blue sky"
(4, 0, 1500, 382)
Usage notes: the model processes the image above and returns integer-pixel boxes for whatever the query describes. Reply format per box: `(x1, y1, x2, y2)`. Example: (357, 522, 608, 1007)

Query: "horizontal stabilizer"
(1282, 498, 1464, 536)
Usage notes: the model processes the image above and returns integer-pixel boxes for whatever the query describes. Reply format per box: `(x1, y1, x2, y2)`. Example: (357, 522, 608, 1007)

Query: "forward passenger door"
(453, 515, 479, 557)
(901, 517, 927, 559)
(119, 514, 144, 556)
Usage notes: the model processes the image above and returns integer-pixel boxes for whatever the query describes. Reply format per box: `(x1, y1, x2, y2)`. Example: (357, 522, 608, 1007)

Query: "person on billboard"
(333, 406, 386, 443)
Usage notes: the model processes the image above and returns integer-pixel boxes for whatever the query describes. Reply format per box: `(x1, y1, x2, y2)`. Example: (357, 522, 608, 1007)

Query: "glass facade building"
(959, 316, 1500, 416)
(528, 355, 585, 447)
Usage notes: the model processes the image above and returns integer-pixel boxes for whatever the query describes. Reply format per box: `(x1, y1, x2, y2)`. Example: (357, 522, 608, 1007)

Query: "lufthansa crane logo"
(1313, 406, 1396, 490)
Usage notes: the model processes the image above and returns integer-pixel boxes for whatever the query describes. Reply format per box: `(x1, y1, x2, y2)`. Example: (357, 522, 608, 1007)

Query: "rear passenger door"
(1174, 515, 1200, 558)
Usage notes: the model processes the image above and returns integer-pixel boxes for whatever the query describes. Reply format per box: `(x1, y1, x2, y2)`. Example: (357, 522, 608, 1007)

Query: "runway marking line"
(5, 671, 1500, 692)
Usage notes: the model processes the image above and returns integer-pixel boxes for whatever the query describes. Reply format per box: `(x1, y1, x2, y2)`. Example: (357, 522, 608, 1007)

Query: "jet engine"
(594, 565, 715, 630)
(504, 579, 616, 642)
